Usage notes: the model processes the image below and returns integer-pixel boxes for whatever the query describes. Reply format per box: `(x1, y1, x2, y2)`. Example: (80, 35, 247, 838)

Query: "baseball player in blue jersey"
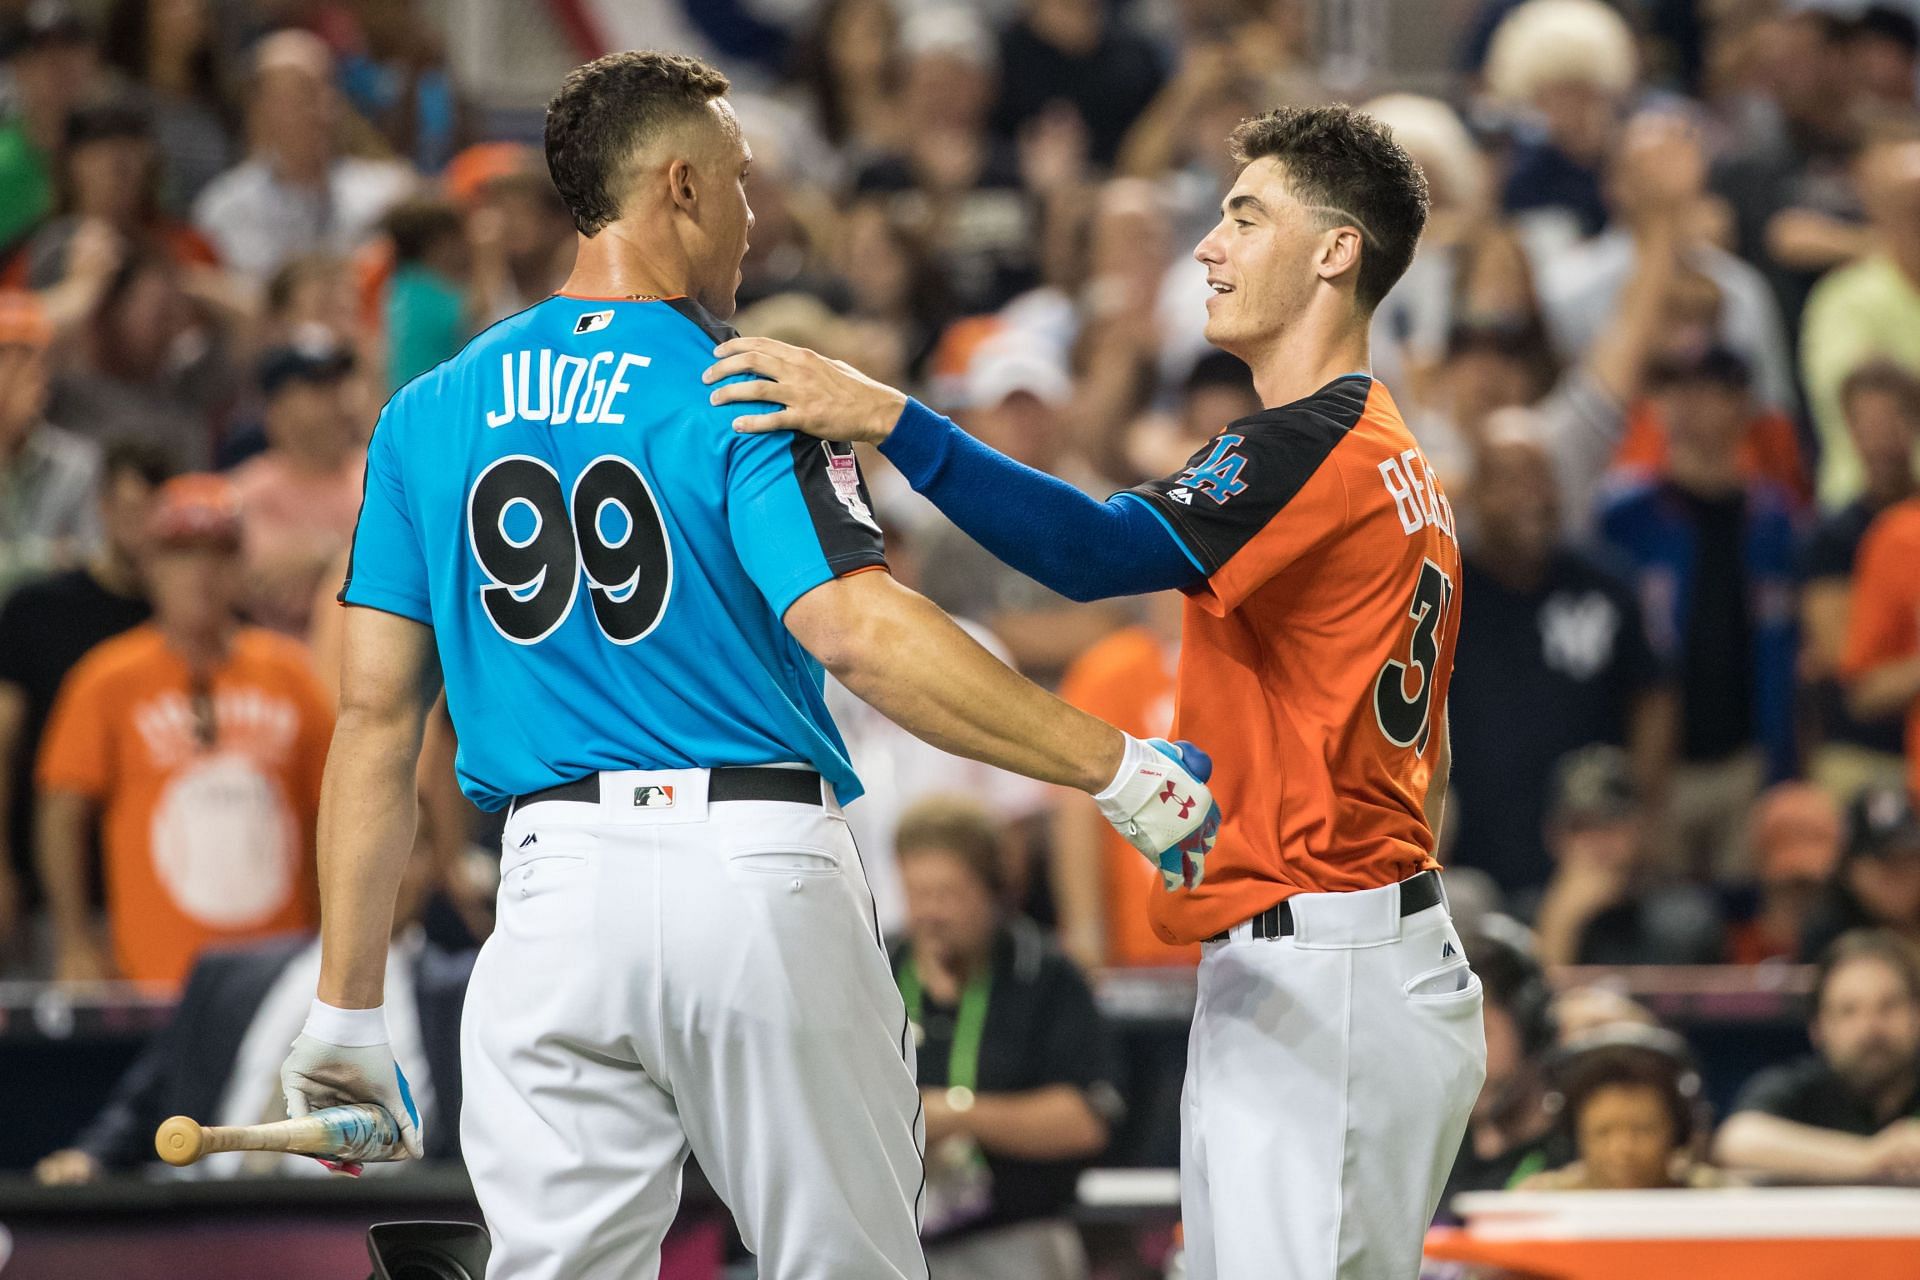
(275, 51, 1220, 1280)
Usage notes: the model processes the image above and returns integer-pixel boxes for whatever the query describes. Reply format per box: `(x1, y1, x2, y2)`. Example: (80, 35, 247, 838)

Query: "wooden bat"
(154, 1104, 401, 1167)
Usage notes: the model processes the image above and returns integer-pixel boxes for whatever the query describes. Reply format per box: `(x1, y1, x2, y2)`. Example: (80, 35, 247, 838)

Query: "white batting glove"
(280, 1000, 423, 1174)
(1096, 735, 1222, 891)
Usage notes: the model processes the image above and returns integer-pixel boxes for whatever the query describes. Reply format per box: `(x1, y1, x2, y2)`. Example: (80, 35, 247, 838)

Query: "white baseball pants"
(1180, 878, 1486, 1280)
(459, 768, 926, 1280)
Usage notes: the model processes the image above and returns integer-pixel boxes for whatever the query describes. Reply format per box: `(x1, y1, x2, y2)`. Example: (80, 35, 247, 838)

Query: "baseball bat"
(154, 1104, 401, 1167)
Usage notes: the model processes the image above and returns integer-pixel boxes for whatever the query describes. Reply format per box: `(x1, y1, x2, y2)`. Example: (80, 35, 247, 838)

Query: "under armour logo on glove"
(1159, 781, 1197, 820)
(1096, 736, 1222, 892)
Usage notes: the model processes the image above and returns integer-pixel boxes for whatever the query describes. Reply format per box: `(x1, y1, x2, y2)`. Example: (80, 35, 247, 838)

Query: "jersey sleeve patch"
(790, 437, 887, 572)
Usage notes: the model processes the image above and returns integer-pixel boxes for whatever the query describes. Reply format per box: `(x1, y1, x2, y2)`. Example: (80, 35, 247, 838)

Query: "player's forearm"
(957, 1085, 1110, 1160)
(1846, 654, 1920, 721)
(879, 400, 1199, 602)
(792, 575, 1122, 792)
(314, 705, 424, 1009)
(1713, 1112, 1875, 1180)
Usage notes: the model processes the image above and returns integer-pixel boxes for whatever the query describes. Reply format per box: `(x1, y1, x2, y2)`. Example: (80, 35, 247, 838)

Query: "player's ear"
(1315, 225, 1364, 289)
(666, 155, 699, 217)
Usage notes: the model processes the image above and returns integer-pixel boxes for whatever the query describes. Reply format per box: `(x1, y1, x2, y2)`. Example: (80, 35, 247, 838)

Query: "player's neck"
(560, 221, 694, 304)
(1243, 310, 1371, 410)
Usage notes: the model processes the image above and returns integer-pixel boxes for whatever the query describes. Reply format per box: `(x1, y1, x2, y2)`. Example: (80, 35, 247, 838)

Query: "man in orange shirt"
(1055, 593, 1201, 970)
(1843, 496, 1920, 799)
(37, 475, 332, 988)
(711, 104, 1485, 1278)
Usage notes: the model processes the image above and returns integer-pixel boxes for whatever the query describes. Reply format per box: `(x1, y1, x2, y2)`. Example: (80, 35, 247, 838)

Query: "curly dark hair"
(1227, 104, 1430, 313)
(543, 50, 731, 238)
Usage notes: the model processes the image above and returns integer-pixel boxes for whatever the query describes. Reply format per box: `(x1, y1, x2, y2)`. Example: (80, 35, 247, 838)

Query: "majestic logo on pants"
(634, 785, 676, 808)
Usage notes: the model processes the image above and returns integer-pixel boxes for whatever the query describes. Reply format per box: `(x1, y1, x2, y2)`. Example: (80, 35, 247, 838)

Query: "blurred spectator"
(1732, 783, 1843, 966)
(1550, 982, 1659, 1044)
(991, 0, 1165, 169)
(1447, 428, 1673, 897)
(0, 440, 167, 971)
(892, 798, 1117, 1280)
(1851, 6, 1920, 115)
(1441, 920, 1568, 1200)
(47, 250, 231, 469)
(1115, 37, 1268, 253)
(257, 251, 359, 355)
(1716, 929, 1920, 1183)
(1519, 1030, 1727, 1188)
(34, 474, 330, 988)
(1484, 0, 1639, 255)
(1052, 591, 1195, 971)
(1527, 745, 1725, 966)
(333, 0, 468, 174)
(1842, 491, 1920, 802)
(1119, 348, 1259, 483)
(33, 836, 470, 1184)
(0, 289, 100, 595)
(99, 0, 234, 214)
(381, 198, 469, 391)
(791, 0, 904, 158)
(852, 7, 1039, 316)
(1711, 8, 1864, 334)
(0, 1, 99, 253)
(1802, 121, 1920, 509)
(464, 163, 575, 327)
(1800, 362, 1920, 798)
(191, 28, 414, 282)
(230, 331, 366, 636)
(915, 341, 1124, 683)
(1601, 346, 1800, 877)
(1801, 784, 1920, 962)
(825, 525, 1047, 936)
(11, 97, 222, 290)
(838, 201, 949, 379)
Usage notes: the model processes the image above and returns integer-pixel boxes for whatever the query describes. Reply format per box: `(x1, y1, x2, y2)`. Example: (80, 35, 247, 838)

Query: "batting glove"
(1095, 735, 1222, 891)
(280, 1000, 423, 1174)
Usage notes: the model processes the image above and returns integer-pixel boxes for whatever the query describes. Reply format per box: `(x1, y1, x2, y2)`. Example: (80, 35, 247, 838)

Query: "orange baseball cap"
(1752, 783, 1842, 882)
(445, 142, 540, 205)
(0, 291, 52, 350)
(148, 474, 243, 549)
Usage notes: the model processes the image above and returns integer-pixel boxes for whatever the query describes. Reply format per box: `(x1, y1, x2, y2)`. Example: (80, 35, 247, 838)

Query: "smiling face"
(1193, 157, 1345, 360)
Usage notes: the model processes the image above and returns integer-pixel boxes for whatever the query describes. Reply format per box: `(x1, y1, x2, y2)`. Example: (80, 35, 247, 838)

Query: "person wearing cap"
(1446, 420, 1675, 899)
(0, 440, 170, 973)
(191, 29, 415, 282)
(1800, 784, 1920, 962)
(1717, 928, 1920, 1183)
(0, 1, 100, 252)
(34, 473, 332, 988)
(0, 289, 103, 597)
(1730, 782, 1843, 965)
(1528, 744, 1725, 966)
(228, 330, 366, 636)
(1600, 339, 1801, 881)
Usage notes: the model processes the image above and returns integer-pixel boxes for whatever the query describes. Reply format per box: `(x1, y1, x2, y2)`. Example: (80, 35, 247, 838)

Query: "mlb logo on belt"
(634, 785, 675, 808)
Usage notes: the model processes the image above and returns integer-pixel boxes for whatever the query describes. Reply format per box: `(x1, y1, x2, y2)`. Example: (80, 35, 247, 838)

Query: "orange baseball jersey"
(1127, 374, 1460, 945)
(1841, 497, 1920, 798)
(1058, 625, 1202, 967)
(37, 625, 332, 987)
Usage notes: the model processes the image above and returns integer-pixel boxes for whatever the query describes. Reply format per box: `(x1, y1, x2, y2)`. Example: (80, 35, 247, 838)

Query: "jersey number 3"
(468, 454, 672, 646)
(1373, 558, 1453, 755)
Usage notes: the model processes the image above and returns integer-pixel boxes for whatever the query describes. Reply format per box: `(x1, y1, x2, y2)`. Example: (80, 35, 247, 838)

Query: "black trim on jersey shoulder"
(789, 436, 889, 573)
(664, 295, 739, 346)
(1130, 374, 1370, 575)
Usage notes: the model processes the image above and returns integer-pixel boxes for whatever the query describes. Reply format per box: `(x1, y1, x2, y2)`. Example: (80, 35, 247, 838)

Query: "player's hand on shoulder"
(704, 336, 908, 446)
(280, 1003, 424, 1173)
(1096, 735, 1221, 891)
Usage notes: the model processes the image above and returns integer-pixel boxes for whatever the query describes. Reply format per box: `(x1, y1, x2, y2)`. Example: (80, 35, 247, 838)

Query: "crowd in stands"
(1, 0, 1919, 1270)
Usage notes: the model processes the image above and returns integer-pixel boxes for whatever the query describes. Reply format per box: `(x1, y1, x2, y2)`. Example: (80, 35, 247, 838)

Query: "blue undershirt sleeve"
(878, 398, 1203, 602)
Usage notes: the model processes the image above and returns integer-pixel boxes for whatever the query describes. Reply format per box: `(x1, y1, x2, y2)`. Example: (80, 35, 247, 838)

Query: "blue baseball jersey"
(341, 295, 887, 810)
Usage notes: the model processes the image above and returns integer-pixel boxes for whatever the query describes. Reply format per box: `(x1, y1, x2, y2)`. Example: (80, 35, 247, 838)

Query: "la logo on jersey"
(634, 785, 675, 808)
(574, 310, 613, 335)
(1175, 434, 1250, 504)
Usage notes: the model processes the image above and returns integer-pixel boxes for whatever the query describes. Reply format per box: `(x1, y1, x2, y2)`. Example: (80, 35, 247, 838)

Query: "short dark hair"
(1840, 358, 1920, 420)
(100, 438, 175, 490)
(383, 199, 465, 265)
(1227, 104, 1430, 313)
(895, 796, 1004, 899)
(1816, 929, 1920, 1013)
(544, 50, 731, 238)
(1557, 1041, 1696, 1147)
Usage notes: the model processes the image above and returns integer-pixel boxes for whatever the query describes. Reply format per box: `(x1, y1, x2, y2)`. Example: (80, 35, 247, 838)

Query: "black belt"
(512, 767, 823, 812)
(1208, 869, 1443, 942)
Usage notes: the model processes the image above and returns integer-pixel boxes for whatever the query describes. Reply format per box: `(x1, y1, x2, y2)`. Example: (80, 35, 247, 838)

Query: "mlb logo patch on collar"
(575, 310, 614, 335)
(634, 784, 675, 808)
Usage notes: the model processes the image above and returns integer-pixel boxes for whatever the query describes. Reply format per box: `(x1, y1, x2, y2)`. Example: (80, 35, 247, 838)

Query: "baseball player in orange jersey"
(708, 104, 1486, 1278)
